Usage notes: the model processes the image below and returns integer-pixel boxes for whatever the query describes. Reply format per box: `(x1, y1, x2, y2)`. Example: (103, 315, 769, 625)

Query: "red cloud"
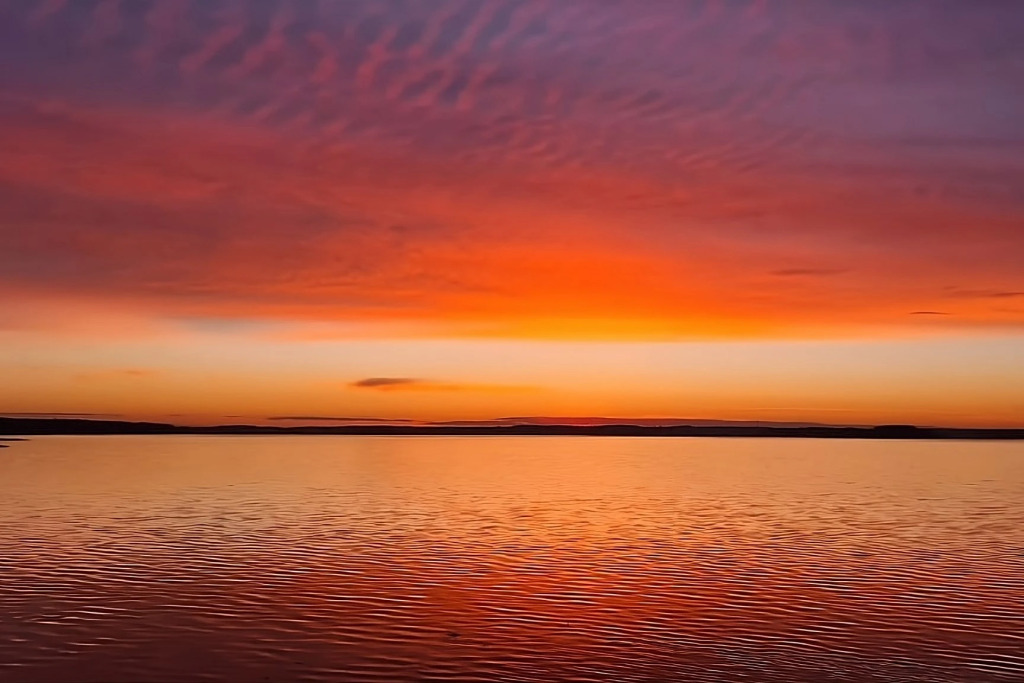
(0, 1, 1021, 340)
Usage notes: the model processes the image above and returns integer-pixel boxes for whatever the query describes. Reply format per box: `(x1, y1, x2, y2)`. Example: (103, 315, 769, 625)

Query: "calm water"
(1, 436, 1022, 683)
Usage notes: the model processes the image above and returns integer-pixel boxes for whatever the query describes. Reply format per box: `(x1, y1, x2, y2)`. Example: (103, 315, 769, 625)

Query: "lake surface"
(1, 436, 1022, 682)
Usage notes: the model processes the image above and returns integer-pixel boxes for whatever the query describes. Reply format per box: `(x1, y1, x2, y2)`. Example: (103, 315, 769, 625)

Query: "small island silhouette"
(0, 417, 1021, 440)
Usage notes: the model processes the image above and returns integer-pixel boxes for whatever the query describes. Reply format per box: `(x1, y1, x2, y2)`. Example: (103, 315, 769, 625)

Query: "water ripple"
(1, 436, 1022, 682)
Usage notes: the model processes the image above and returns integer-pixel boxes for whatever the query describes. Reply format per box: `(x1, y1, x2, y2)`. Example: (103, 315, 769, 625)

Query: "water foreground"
(1, 436, 1022, 682)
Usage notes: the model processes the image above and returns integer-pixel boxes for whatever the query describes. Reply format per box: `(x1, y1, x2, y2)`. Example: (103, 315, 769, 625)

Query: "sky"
(0, 0, 1022, 427)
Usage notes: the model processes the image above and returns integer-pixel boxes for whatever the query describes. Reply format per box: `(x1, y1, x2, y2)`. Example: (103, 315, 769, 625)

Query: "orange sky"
(0, 1, 1022, 427)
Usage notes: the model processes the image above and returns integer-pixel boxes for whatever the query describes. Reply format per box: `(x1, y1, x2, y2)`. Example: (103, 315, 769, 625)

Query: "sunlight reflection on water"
(1, 436, 1023, 682)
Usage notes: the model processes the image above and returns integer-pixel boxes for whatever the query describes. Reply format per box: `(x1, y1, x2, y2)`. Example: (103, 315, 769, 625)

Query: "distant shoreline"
(1, 418, 1022, 440)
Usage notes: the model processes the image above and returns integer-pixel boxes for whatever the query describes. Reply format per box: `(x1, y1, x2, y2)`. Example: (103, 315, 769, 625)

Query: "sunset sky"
(1, 0, 1022, 427)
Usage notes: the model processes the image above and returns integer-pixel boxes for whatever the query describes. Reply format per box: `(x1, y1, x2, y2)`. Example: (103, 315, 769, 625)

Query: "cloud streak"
(74, 368, 161, 382)
(351, 378, 425, 390)
(267, 416, 422, 423)
(349, 378, 533, 393)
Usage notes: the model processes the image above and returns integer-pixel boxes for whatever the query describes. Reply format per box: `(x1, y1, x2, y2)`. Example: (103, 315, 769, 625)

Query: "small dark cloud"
(909, 311, 950, 316)
(351, 378, 422, 389)
(772, 268, 848, 277)
(347, 378, 533, 393)
(945, 289, 1024, 299)
(269, 416, 420, 423)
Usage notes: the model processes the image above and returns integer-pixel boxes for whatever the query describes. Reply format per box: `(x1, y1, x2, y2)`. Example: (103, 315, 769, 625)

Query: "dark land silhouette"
(0, 417, 1021, 440)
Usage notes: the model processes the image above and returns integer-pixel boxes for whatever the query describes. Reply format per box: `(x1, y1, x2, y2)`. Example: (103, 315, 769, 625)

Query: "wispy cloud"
(351, 378, 424, 390)
(945, 289, 1024, 300)
(0, 1, 1020, 339)
(268, 415, 421, 423)
(772, 268, 848, 278)
(349, 378, 534, 393)
(74, 369, 160, 382)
